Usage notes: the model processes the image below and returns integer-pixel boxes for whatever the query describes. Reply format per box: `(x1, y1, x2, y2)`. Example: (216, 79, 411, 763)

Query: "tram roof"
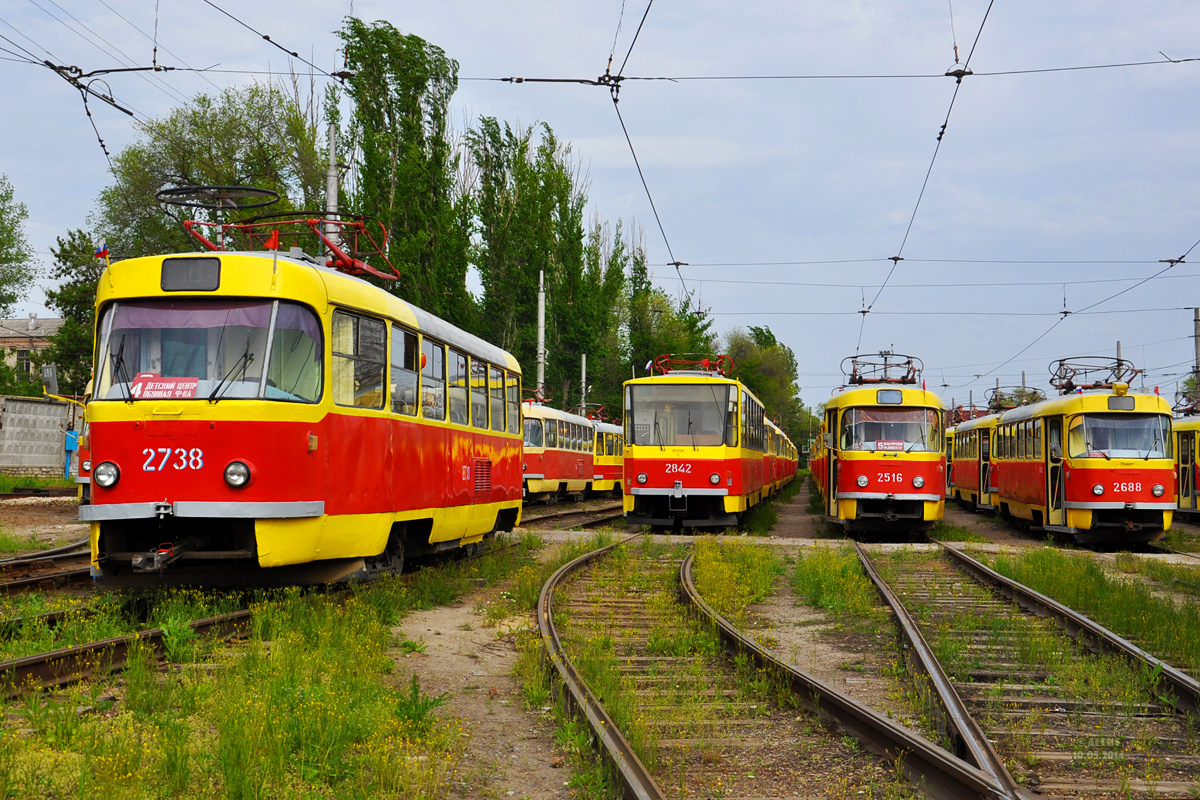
(955, 413, 1001, 433)
(997, 389, 1172, 424)
(97, 250, 520, 374)
(1174, 416, 1200, 431)
(592, 421, 622, 435)
(521, 403, 593, 427)
(825, 384, 945, 410)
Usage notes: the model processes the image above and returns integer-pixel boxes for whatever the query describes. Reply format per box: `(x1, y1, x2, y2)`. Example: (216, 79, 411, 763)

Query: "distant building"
(0, 313, 64, 379)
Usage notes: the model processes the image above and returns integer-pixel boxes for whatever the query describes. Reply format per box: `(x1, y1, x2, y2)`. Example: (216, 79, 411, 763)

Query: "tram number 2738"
(142, 448, 205, 471)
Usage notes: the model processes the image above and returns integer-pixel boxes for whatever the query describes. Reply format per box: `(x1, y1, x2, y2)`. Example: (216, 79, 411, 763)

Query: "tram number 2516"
(877, 472, 904, 483)
(665, 463, 693, 474)
(142, 448, 205, 471)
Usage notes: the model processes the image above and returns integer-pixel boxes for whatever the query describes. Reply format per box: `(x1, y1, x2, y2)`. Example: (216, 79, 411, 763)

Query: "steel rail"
(941, 543, 1200, 716)
(537, 534, 665, 800)
(0, 607, 92, 638)
(0, 567, 92, 594)
(523, 503, 623, 526)
(852, 543, 1031, 799)
(0, 537, 90, 565)
(680, 551, 1018, 800)
(0, 608, 252, 697)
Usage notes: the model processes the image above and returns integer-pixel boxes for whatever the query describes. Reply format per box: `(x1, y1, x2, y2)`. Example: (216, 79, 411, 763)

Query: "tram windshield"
(628, 384, 736, 447)
(1067, 414, 1172, 459)
(94, 299, 323, 403)
(840, 407, 941, 452)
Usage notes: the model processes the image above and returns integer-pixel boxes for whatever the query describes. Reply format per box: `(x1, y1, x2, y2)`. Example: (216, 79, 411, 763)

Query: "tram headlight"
(1152, 483, 1165, 497)
(636, 473, 648, 485)
(856, 475, 869, 487)
(94, 462, 120, 488)
(1092, 484, 1105, 496)
(224, 461, 251, 488)
(81, 459, 91, 473)
(709, 473, 721, 485)
(912, 476, 925, 488)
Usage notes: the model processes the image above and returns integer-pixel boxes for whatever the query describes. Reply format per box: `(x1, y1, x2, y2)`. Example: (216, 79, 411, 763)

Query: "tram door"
(945, 433, 954, 496)
(1045, 417, 1065, 526)
(1180, 432, 1196, 510)
(826, 409, 839, 517)
(978, 430, 991, 506)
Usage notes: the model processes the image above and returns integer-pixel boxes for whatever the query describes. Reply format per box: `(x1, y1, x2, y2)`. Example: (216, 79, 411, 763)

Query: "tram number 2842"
(142, 448, 205, 471)
(664, 463, 693, 475)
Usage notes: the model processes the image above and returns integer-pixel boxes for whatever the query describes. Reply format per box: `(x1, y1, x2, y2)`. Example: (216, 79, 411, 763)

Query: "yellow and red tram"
(622, 355, 787, 529)
(943, 425, 955, 500)
(812, 354, 945, 533)
(989, 360, 1173, 545)
(520, 403, 595, 499)
(590, 420, 624, 496)
(83, 215, 523, 586)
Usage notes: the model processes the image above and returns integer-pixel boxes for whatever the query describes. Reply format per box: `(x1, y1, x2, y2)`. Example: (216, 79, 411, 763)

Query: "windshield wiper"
(1146, 425, 1164, 460)
(209, 344, 254, 403)
(687, 411, 697, 451)
(905, 426, 928, 453)
(652, 411, 665, 450)
(1085, 431, 1111, 460)
(110, 337, 133, 404)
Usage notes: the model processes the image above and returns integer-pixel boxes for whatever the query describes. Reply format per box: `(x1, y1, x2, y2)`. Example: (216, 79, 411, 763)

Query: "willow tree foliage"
(724, 325, 810, 449)
(337, 18, 473, 324)
(94, 84, 324, 260)
(42, 229, 107, 396)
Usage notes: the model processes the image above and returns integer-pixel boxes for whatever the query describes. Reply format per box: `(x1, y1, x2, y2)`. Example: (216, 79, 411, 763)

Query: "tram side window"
(447, 349, 468, 425)
(506, 374, 521, 435)
(1033, 419, 1042, 458)
(546, 418, 558, 448)
(421, 338, 446, 421)
(332, 311, 384, 409)
(489, 366, 505, 432)
(523, 418, 543, 448)
(265, 303, 323, 403)
(389, 326, 419, 415)
(471, 359, 488, 429)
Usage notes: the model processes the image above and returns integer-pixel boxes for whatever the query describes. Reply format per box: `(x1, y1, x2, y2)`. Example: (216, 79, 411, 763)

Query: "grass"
(0, 534, 544, 798)
(927, 521, 989, 543)
(1114, 551, 1200, 598)
(692, 536, 782, 621)
(0, 476, 74, 493)
(792, 545, 892, 637)
(0, 530, 51, 554)
(1162, 526, 1200, 554)
(982, 547, 1200, 675)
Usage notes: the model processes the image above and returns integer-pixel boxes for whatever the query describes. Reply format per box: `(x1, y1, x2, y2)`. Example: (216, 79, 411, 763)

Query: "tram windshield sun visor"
(840, 407, 941, 452)
(628, 384, 737, 447)
(1067, 413, 1172, 460)
(94, 299, 323, 403)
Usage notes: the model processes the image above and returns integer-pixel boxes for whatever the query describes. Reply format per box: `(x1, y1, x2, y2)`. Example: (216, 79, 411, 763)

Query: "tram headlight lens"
(636, 473, 648, 485)
(856, 475, 869, 488)
(1092, 484, 1105, 496)
(912, 476, 925, 488)
(1152, 483, 1165, 497)
(709, 473, 721, 485)
(94, 462, 119, 488)
(81, 459, 91, 473)
(224, 461, 251, 488)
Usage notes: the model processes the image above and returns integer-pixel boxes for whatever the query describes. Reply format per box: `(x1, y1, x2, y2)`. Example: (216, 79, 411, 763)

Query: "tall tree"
(42, 229, 106, 396)
(724, 325, 806, 447)
(94, 84, 325, 259)
(337, 18, 473, 324)
(0, 174, 34, 318)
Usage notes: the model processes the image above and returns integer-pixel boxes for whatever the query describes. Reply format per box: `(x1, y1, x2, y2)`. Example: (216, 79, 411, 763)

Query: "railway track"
(521, 502, 625, 529)
(861, 542, 1200, 798)
(538, 537, 1014, 799)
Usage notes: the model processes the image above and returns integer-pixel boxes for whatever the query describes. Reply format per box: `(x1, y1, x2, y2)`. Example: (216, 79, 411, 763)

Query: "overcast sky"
(3, 1, 1199, 410)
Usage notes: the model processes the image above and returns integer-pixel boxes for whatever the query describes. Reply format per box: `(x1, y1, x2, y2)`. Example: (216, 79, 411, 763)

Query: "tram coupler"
(132, 535, 207, 572)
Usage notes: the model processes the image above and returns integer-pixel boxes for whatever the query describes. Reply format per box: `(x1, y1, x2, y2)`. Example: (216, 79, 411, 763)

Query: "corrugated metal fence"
(0, 396, 77, 478)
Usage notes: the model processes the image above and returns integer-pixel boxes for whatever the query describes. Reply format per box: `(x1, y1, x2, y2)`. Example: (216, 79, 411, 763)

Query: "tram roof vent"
(1048, 356, 1143, 395)
(842, 351, 922, 386)
(651, 354, 732, 377)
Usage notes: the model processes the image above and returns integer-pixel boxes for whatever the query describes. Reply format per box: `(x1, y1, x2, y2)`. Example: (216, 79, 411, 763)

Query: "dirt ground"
(0, 496, 89, 549)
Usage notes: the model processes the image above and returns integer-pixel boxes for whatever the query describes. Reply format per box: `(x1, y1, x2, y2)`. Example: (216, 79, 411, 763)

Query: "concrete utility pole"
(325, 122, 338, 243)
(1116, 340, 1122, 365)
(1193, 308, 1199, 387)
(581, 353, 587, 412)
(537, 270, 546, 397)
